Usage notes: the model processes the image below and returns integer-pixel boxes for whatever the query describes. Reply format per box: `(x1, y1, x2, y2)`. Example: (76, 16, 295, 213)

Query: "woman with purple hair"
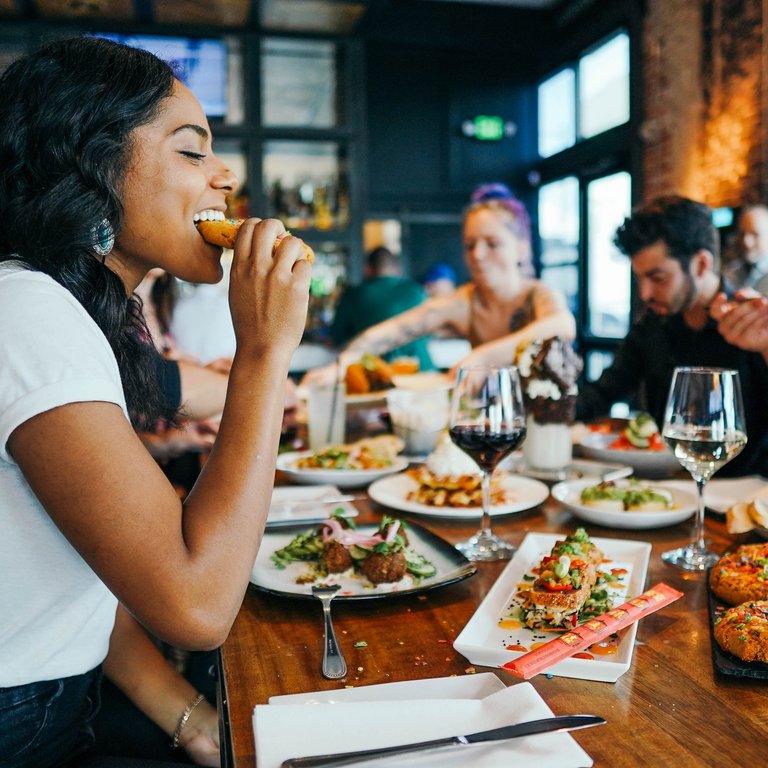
(305, 183, 574, 378)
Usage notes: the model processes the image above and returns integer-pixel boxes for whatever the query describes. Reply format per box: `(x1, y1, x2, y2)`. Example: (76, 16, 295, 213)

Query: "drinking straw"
(326, 360, 344, 445)
(501, 582, 684, 679)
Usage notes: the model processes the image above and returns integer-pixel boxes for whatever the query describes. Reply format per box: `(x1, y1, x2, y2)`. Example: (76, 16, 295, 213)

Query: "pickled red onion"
(320, 518, 383, 547)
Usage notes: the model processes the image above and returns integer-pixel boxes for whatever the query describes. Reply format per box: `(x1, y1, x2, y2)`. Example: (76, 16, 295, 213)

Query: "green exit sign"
(462, 115, 515, 141)
(474, 115, 504, 140)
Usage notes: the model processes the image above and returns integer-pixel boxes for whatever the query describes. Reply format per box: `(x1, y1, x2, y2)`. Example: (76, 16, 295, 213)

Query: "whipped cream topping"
(516, 337, 582, 426)
(516, 337, 580, 401)
(426, 430, 480, 477)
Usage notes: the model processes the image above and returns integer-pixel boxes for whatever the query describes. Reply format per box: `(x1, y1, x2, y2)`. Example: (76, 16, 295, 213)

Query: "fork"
(311, 584, 347, 679)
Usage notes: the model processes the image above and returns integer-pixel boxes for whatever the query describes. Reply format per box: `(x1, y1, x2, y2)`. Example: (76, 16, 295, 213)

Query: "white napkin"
(658, 476, 768, 513)
(253, 681, 593, 768)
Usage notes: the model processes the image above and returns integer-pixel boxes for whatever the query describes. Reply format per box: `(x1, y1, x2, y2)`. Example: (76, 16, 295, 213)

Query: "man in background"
(723, 203, 768, 294)
(330, 246, 434, 370)
(577, 195, 768, 476)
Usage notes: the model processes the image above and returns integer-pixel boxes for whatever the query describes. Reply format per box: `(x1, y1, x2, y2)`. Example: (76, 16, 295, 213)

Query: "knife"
(600, 466, 633, 482)
(279, 714, 606, 768)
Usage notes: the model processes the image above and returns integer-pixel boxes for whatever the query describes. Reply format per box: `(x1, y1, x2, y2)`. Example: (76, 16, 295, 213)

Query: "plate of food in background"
(577, 413, 681, 478)
(551, 477, 696, 529)
(367, 431, 549, 518)
(276, 435, 409, 489)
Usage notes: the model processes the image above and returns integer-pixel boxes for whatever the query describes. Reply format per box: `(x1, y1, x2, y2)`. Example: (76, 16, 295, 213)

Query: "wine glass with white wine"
(661, 367, 747, 570)
(449, 365, 527, 561)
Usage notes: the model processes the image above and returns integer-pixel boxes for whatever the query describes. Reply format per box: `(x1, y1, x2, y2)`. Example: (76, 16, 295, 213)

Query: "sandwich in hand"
(195, 216, 315, 263)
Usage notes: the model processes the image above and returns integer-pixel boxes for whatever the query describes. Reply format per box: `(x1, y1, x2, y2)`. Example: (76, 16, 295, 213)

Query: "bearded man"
(577, 195, 768, 476)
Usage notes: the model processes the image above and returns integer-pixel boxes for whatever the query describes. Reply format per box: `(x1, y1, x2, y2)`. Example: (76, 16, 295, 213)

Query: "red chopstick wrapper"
(501, 582, 683, 680)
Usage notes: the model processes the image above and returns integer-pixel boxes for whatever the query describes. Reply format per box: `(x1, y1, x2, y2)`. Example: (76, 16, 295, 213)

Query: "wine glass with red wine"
(449, 365, 526, 561)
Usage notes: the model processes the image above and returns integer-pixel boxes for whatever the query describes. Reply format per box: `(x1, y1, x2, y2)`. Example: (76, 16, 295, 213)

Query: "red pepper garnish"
(542, 581, 576, 592)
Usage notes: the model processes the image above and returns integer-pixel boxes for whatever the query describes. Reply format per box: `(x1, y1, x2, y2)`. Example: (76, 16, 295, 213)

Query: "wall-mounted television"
(94, 34, 228, 119)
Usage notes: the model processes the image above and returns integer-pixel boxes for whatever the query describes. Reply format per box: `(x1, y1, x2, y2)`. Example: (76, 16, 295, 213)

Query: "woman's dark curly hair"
(0, 36, 179, 430)
(614, 195, 720, 271)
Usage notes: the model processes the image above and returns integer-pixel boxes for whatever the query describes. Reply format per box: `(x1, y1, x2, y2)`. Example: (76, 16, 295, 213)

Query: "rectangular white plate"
(267, 484, 358, 528)
(454, 532, 651, 683)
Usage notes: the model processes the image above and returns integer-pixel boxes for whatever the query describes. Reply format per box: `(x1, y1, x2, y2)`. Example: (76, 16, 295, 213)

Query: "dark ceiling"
(0, 0, 589, 36)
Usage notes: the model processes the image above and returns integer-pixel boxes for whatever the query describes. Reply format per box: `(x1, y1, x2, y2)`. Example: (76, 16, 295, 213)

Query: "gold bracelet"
(170, 692, 205, 749)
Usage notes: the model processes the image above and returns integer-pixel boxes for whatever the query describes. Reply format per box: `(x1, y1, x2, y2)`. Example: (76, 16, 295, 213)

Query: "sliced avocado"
(629, 412, 659, 439)
(625, 429, 651, 448)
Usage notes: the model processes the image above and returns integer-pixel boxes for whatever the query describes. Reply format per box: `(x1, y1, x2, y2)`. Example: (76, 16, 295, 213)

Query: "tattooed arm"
(343, 294, 464, 359)
(301, 291, 469, 385)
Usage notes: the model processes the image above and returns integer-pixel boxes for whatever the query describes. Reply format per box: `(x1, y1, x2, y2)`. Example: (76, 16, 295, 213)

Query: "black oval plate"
(249, 519, 476, 601)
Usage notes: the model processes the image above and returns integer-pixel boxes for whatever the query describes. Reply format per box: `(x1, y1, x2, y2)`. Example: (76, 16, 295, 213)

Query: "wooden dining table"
(217, 468, 768, 767)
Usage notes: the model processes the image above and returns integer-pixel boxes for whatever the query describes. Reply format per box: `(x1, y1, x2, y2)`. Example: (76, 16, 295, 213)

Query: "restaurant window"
(585, 171, 632, 340)
(538, 69, 575, 158)
(539, 177, 579, 316)
(536, 171, 632, 382)
(261, 38, 338, 128)
(537, 30, 629, 159)
(579, 33, 630, 140)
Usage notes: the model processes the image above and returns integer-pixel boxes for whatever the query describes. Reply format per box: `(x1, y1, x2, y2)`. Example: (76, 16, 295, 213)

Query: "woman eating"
(0, 37, 310, 765)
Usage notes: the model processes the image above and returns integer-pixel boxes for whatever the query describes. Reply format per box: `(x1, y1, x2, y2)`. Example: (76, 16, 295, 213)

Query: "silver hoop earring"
(91, 218, 114, 257)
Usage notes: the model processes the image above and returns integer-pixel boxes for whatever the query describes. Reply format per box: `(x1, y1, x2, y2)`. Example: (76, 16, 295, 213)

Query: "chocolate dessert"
(516, 337, 582, 425)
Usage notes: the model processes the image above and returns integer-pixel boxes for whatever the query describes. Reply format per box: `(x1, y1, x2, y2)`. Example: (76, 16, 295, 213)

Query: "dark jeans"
(0, 668, 101, 768)
(1, 652, 218, 767)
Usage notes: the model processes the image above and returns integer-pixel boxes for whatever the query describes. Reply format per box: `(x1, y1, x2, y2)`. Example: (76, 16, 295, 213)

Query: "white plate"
(453, 532, 651, 682)
(577, 431, 681, 478)
(253, 681, 593, 768)
(250, 520, 475, 599)
(267, 485, 359, 528)
(501, 453, 633, 484)
(367, 472, 550, 519)
(551, 478, 696, 530)
(268, 671, 505, 705)
(276, 451, 409, 489)
(390, 372, 454, 391)
(295, 385, 389, 407)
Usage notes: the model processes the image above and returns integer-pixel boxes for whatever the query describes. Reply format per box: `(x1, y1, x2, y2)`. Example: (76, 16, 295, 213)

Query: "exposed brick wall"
(641, 0, 765, 207)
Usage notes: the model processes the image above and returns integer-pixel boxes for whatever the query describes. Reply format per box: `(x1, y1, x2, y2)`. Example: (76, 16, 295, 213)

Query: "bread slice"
(527, 579, 593, 612)
(727, 501, 756, 534)
(749, 499, 768, 528)
(195, 219, 315, 262)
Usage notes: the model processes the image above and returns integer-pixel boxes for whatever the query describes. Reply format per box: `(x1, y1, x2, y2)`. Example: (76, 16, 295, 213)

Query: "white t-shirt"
(172, 282, 236, 364)
(0, 262, 127, 686)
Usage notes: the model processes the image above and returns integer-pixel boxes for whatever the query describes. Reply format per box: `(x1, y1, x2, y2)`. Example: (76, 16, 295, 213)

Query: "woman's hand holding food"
(227, 218, 311, 361)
